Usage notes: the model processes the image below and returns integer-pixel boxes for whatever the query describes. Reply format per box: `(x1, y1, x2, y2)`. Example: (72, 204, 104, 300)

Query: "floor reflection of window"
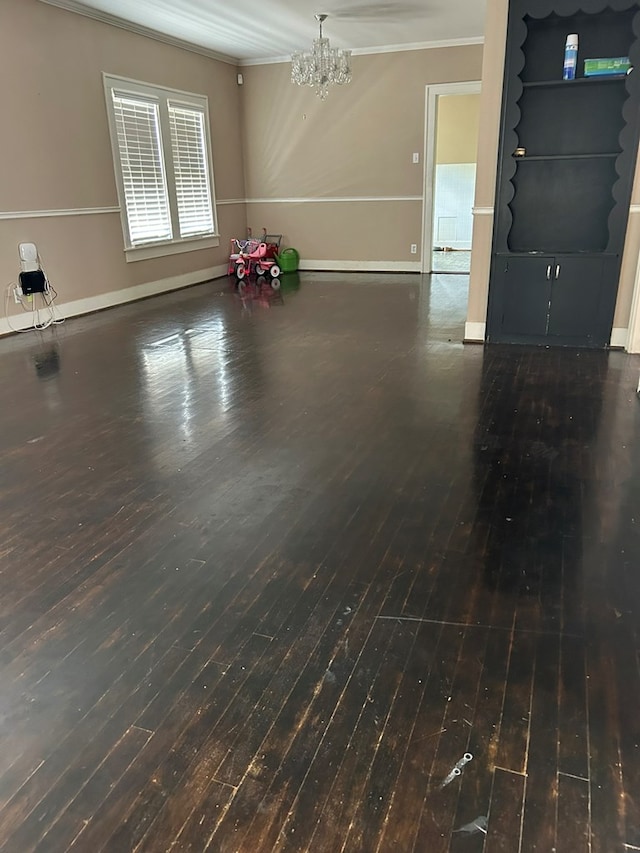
(140, 320, 232, 462)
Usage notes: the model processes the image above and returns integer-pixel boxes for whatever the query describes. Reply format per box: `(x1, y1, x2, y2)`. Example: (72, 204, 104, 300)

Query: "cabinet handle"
(555, 264, 561, 279)
(546, 265, 552, 280)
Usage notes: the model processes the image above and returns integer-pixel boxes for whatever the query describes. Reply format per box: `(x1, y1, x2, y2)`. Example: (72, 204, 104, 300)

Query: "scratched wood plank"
(368, 623, 466, 851)
(30, 726, 153, 853)
(557, 633, 589, 781)
(556, 773, 590, 853)
(410, 625, 490, 853)
(484, 767, 526, 852)
(519, 631, 560, 851)
(447, 626, 513, 853)
(608, 622, 640, 849)
(586, 624, 627, 853)
(493, 628, 536, 776)
(329, 620, 441, 853)
(65, 635, 271, 852)
(0, 643, 188, 848)
(300, 621, 418, 853)
(208, 619, 399, 853)
(164, 779, 237, 853)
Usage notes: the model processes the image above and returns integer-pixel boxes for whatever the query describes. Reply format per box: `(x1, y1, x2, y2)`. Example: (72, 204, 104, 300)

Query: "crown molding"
(239, 36, 485, 67)
(38, 2, 483, 69)
(38, 0, 238, 65)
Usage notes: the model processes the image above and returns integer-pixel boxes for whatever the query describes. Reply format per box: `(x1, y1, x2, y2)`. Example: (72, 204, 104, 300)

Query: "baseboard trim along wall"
(461, 324, 629, 348)
(299, 260, 421, 273)
(464, 321, 486, 342)
(0, 265, 227, 336)
(609, 327, 628, 348)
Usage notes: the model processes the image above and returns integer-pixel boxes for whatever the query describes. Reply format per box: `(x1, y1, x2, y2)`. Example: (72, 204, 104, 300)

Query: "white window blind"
(169, 104, 214, 238)
(104, 75, 218, 258)
(111, 93, 172, 245)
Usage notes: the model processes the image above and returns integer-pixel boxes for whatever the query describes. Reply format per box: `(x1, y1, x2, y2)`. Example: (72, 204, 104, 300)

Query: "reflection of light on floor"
(184, 319, 231, 410)
(148, 333, 182, 347)
(142, 336, 193, 446)
(141, 319, 232, 435)
(432, 250, 471, 273)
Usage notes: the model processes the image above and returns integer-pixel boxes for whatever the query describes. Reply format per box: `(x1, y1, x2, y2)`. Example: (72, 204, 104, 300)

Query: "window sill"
(125, 234, 220, 263)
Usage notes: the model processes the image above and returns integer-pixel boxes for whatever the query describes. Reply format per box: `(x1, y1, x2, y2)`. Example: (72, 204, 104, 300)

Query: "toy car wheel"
(255, 264, 264, 276)
(236, 264, 246, 279)
(269, 265, 281, 278)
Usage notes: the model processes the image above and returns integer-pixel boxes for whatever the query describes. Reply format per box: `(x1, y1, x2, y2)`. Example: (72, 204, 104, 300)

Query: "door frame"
(627, 230, 640, 353)
(421, 81, 482, 274)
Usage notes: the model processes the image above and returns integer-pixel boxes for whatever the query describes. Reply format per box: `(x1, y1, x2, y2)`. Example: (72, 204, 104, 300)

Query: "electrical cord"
(37, 251, 65, 326)
(5, 283, 34, 333)
(4, 251, 65, 333)
(4, 279, 65, 333)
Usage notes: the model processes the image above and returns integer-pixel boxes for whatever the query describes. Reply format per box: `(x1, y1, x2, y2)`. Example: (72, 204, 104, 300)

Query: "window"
(103, 75, 218, 261)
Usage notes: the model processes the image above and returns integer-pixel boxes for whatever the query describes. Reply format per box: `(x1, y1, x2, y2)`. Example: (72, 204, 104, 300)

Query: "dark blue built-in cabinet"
(486, 0, 640, 347)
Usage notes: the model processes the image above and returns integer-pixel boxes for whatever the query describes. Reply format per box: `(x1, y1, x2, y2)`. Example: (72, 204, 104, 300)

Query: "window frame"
(103, 74, 219, 263)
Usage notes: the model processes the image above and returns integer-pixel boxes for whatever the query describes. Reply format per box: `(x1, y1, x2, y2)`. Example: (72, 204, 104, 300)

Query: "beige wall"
(240, 46, 483, 265)
(436, 94, 481, 164)
(467, 0, 640, 342)
(1, 0, 246, 322)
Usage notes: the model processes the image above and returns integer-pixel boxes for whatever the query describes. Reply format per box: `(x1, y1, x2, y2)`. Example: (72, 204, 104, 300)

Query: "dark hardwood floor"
(0, 271, 639, 852)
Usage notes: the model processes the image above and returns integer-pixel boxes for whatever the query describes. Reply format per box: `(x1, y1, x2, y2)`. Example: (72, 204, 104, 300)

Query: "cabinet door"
(500, 256, 553, 337)
(547, 256, 604, 341)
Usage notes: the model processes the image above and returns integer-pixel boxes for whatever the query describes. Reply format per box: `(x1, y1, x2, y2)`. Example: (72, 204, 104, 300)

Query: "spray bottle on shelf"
(563, 34, 578, 80)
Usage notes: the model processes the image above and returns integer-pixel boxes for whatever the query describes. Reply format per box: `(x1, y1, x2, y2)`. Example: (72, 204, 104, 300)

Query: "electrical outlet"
(412, 152, 420, 164)
(410, 244, 417, 254)
(13, 286, 21, 304)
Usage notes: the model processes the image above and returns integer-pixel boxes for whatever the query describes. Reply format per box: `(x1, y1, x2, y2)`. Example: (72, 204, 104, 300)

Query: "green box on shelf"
(583, 57, 630, 77)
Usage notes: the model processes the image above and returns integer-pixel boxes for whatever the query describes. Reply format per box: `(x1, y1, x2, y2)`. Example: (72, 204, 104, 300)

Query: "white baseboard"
(461, 324, 628, 348)
(299, 259, 421, 273)
(0, 264, 227, 336)
(609, 327, 628, 349)
(464, 321, 486, 342)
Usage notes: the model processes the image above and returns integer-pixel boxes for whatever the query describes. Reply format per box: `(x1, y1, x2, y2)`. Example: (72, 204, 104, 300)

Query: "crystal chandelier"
(291, 14, 352, 100)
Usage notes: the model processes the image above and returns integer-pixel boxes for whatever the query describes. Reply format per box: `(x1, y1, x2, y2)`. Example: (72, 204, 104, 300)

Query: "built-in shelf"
(513, 152, 621, 161)
(488, 0, 640, 349)
(522, 76, 628, 88)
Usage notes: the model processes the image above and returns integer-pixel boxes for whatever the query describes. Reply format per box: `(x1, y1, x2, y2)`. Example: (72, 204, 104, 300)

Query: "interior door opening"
(423, 84, 481, 276)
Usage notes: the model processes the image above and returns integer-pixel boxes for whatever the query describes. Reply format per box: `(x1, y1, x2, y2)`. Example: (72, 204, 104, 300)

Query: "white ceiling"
(42, 0, 486, 63)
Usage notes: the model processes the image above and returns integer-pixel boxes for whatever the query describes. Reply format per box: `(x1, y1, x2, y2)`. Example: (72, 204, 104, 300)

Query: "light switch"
(412, 152, 420, 164)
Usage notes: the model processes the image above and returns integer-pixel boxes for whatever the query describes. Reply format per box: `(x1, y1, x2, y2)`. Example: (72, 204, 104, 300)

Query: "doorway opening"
(422, 83, 481, 276)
